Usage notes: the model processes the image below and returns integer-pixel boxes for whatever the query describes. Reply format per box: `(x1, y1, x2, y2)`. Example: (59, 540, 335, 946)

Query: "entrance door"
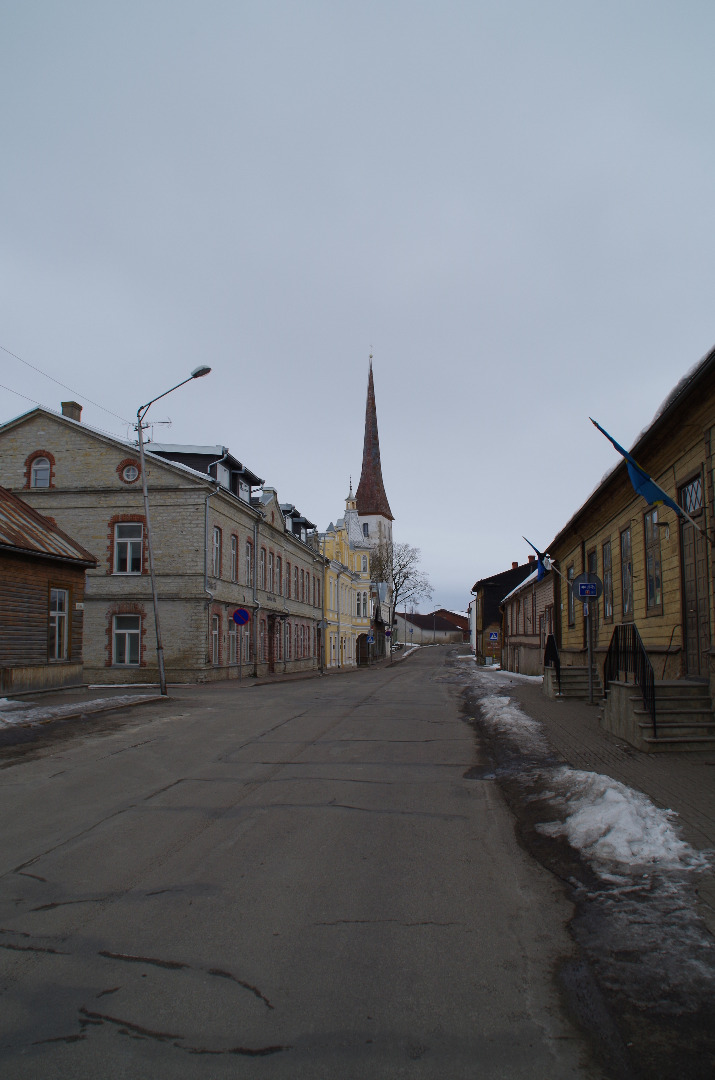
(680, 476, 710, 677)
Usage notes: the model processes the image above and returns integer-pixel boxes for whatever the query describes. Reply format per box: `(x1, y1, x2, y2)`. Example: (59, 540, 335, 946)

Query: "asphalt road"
(0, 648, 602, 1079)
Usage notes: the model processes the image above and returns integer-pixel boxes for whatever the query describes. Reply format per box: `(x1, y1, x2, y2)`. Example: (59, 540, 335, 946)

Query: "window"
(229, 618, 238, 663)
(567, 565, 575, 627)
(294, 566, 299, 599)
(363, 591, 368, 617)
(212, 527, 222, 578)
(260, 619, 266, 661)
(286, 621, 292, 659)
(122, 464, 139, 483)
(286, 562, 291, 598)
(316, 579, 321, 608)
(245, 541, 254, 587)
(230, 536, 238, 582)
(49, 588, 69, 660)
(211, 615, 220, 664)
(276, 557, 282, 596)
(362, 555, 367, 572)
(114, 523, 142, 574)
(268, 552, 274, 593)
(680, 475, 703, 515)
(644, 509, 662, 612)
(114, 615, 140, 665)
(620, 528, 633, 619)
(31, 456, 51, 488)
(260, 548, 266, 589)
(300, 569, 305, 603)
(362, 523, 369, 537)
(603, 540, 613, 621)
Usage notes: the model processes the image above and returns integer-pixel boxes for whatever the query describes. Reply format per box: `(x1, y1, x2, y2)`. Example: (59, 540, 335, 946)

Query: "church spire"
(356, 358, 393, 521)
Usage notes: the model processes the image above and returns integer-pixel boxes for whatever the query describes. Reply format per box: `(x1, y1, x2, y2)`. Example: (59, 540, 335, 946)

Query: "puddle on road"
(459, 659, 715, 1080)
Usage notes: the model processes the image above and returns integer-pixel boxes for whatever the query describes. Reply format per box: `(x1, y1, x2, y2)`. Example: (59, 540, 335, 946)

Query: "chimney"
(512, 561, 518, 569)
(528, 554, 535, 563)
(61, 401, 82, 422)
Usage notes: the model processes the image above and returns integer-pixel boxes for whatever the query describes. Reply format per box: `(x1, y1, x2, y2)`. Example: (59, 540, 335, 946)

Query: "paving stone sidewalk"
(506, 677, 715, 933)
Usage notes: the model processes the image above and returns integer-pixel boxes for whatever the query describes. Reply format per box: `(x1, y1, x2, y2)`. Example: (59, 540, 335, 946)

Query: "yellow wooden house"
(548, 344, 715, 751)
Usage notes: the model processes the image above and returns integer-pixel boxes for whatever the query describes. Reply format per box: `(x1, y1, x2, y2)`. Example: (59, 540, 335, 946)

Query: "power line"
(0, 381, 138, 446)
(0, 343, 132, 425)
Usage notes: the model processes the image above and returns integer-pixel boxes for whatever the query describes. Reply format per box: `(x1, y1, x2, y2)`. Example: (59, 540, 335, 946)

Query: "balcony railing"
(604, 622, 656, 737)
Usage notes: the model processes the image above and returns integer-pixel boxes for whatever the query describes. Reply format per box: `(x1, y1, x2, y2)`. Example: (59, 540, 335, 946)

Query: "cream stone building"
(319, 487, 373, 668)
(0, 403, 325, 684)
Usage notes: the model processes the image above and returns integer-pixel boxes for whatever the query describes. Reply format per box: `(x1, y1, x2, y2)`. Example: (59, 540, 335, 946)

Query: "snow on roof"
(501, 566, 539, 602)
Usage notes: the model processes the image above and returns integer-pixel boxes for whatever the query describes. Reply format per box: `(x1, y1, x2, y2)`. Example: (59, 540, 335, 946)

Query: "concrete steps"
(602, 678, 715, 752)
(556, 666, 603, 699)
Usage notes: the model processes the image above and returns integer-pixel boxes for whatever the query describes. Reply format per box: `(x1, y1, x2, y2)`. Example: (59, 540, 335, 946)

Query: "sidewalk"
(506, 675, 715, 933)
(0, 648, 418, 731)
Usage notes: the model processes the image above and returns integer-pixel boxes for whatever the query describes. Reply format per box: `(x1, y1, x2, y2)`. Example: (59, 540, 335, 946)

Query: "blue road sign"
(367, 636, 375, 644)
(232, 608, 251, 625)
(489, 631, 499, 641)
(578, 583, 598, 598)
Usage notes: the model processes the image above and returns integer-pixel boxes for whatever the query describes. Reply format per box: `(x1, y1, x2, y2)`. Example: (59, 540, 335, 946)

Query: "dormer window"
(362, 523, 369, 537)
(31, 457, 51, 488)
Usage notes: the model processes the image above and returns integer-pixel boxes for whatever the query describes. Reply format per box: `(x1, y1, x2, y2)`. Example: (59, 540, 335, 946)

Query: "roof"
(0, 406, 264, 493)
(0, 486, 97, 566)
(549, 343, 715, 550)
(355, 363, 393, 520)
(399, 612, 462, 632)
(471, 561, 535, 593)
(501, 567, 543, 602)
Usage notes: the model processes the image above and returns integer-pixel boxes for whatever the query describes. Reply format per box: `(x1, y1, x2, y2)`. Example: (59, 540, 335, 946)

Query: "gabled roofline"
(548, 343, 715, 550)
(0, 406, 262, 504)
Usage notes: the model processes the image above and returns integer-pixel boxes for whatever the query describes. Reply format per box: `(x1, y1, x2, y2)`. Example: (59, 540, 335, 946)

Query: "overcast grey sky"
(2, 2, 714, 613)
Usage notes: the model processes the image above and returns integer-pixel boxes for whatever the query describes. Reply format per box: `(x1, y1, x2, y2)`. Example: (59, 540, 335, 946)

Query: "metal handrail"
(604, 623, 657, 737)
(543, 634, 561, 694)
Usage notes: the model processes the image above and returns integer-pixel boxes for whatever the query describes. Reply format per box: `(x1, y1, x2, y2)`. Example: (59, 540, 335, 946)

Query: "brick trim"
(106, 514, 148, 575)
(116, 457, 142, 484)
(105, 601, 147, 667)
(24, 449, 56, 489)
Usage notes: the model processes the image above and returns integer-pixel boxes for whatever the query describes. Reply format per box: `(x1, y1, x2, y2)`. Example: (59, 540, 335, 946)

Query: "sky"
(2, 2, 714, 614)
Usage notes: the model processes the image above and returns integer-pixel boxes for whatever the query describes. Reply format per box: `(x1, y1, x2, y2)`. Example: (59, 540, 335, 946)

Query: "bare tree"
(371, 541, 433, 633)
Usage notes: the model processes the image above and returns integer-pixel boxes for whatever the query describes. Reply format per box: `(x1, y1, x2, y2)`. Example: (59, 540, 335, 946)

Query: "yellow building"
(320, 487, 374, 668)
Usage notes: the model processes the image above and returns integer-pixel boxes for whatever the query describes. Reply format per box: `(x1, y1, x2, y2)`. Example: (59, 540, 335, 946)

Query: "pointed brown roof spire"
(356, 358, 393, 520)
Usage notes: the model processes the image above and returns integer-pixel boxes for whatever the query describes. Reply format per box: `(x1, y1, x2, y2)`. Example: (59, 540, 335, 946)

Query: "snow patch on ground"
(467, 670, 709, 880)
(478, 693, 551, 754)
(0, 695, 156, 728)
(536, 767, 710, 877)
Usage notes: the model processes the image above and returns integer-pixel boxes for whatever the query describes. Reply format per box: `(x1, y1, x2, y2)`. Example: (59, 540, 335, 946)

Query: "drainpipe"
(320, 547, 326, 673)
(253, 516, 261, 676)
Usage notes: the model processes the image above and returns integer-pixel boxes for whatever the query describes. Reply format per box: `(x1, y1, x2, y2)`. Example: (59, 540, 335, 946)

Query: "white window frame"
(230, 535, 238, 582)
(211, 614, 220, 665)
(31, 456, 51, 488)
(212, 527, 221, 579)
(49, 588, 69, 660)
(229, 618, 238, 663)
(113, 614, 141, 665)
(114, 523, 143, 574)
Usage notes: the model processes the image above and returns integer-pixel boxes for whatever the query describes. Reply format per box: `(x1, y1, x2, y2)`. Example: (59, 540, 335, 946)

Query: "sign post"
(232, 608, 252, 682)
(571, 574, 603, 703)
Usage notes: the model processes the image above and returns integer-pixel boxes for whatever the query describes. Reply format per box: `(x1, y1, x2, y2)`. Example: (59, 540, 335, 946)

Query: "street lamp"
(136, 366, 211, 695)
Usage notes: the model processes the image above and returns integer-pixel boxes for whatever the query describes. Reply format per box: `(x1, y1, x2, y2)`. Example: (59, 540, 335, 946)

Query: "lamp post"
(136, 366, 211, 695)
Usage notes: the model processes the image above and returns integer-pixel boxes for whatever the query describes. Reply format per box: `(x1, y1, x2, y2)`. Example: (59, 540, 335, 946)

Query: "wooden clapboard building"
(548, 344, 715, 750)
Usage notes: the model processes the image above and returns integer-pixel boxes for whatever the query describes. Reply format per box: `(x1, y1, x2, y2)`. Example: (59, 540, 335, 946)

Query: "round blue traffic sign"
(232, 608, 251, 625)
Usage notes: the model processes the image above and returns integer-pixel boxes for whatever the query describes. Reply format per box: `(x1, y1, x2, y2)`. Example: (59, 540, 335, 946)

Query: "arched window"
(31, 457, 51, 488)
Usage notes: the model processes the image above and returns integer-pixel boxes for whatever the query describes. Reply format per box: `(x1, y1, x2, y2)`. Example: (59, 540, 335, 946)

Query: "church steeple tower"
(356, 359, 393, 523)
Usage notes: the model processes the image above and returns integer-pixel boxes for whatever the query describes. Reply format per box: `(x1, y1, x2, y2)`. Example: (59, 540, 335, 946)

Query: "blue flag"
(589, 419, 683, 518)
(522, 536, 547, 581)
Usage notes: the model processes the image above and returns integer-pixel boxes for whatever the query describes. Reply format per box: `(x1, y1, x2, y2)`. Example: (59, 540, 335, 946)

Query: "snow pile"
(0, 695, 157, 728)
(477, 693, 550, 754)
(536, 766, 710, 878)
